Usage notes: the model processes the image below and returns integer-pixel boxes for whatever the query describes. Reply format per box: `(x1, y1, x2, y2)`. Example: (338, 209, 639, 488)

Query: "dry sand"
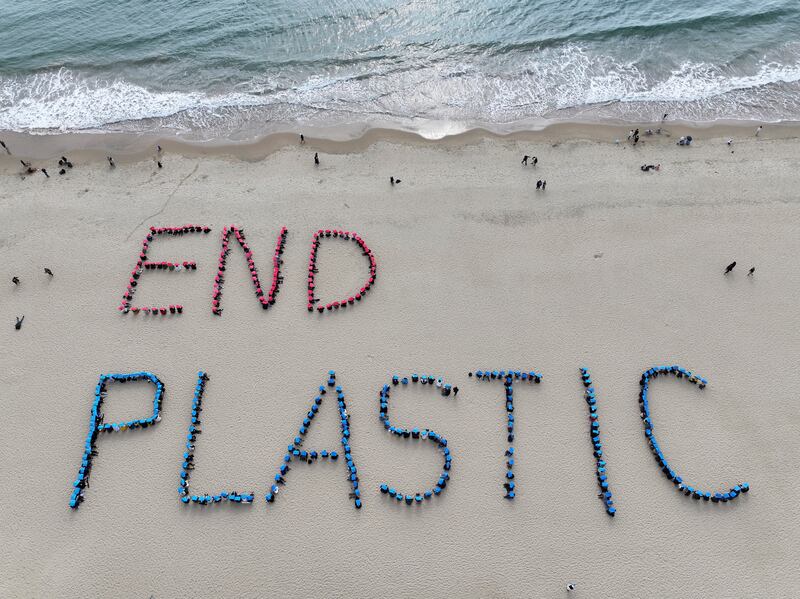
(0, 125, 799, 598)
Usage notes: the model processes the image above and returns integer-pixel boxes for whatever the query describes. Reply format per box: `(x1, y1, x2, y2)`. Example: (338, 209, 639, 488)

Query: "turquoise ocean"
(1, 0, 799, 138)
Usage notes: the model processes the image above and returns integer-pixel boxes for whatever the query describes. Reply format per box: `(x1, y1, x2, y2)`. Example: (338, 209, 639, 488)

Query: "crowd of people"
(143, 261, 196, 270)
(119, 225, 211, 315)
(69, 372, 165, 509)
(307, 229, 377, 313)
(378, 374, 454, 505)
(580, 367, 615, 516)
(265, 371, 361, 508)
(639, 365, 750, 503)
(471, 369, 543, 499)
(179, 372, 255, 505)
(213, 225, 287, 315)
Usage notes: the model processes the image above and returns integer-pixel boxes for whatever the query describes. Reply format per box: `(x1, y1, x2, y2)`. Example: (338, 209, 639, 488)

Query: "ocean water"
(1, 0, 799, 138)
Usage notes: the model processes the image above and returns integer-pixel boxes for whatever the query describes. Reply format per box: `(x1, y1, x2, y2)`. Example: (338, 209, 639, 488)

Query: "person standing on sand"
(300, 134, 305, 144)
(748, 267, 755, 276)
(314, 152, 319, 166)
(532, 156, 538, 166)
(724, 261, 736, 275)
(107, 156, 115, 168)
(756, 126, 763, 136)
(542, 180, 547, 190)
(536, 180, 542, 190)
(521, 155, 528, 165)
(15, 316, 24, 330)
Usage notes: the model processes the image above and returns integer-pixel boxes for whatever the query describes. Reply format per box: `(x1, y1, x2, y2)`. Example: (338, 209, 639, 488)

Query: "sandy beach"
(1, 125, 799, 598)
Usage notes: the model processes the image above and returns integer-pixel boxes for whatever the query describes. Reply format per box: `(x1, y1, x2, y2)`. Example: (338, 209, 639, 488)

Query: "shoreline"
(1, 118, 799, 163)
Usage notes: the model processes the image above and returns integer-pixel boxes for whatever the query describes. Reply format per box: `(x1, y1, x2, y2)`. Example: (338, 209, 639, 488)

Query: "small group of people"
(520, 155, 538, 166)
(70, 372, 165, 508)
(724, 261, 755, 276)
(379, 374, 454, 505)
(580, 367, 615, 516)
(10, 267, 53, 329)
(640, 163, 661, 172)
(119, 225, 211, 315)
(639, 365, 750, 503)
(471, 369, 542, 499)
(677, 135, 693, 146)
(212, 225, 287, 315)
(392, 373, 458, 397)
(20, 153, 96, 176)
(307, 228, 377, 313)
(14, 145, 168, 181)
(536, 179, 547, 190)
(266, 371, 362, 508)
(627, 128, 642, 145)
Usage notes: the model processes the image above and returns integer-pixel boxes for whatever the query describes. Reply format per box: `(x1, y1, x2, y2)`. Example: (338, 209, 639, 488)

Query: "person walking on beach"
(107, 156, 115, 168)
(756, 126, 763, 136)
(724, 261, 736, 275)
(532, 156, 538, 166)
(542, 180, 547, 190)
(390, 176, 395, 185)
(15, 316, 24, 330)
(747, 266, 755, 276)
(300, 134, 305, 144)
(536, 180, 542, 190)
(12, 276, 20, 285)
(521, 155, 528, 165)
(41, 168, 49, 178)
(662, 113, 668, 122)
(0, 140, 9, 154)
(314, 152, 319, 166)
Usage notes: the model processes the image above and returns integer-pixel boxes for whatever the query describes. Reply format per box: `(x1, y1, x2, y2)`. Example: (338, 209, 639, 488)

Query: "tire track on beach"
(125, 163, 199, 241)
